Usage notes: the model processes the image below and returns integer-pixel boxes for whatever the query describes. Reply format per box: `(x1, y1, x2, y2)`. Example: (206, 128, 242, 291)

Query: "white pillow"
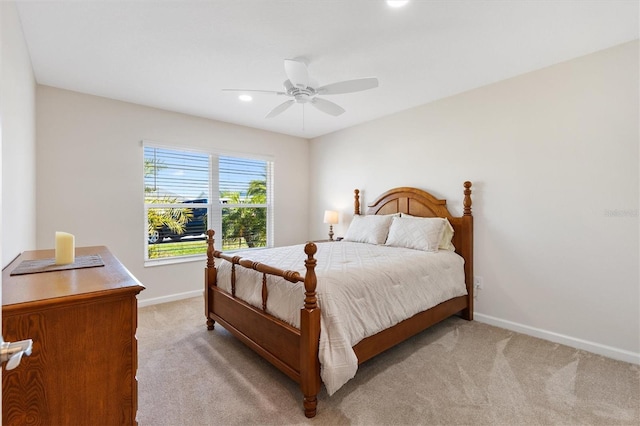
(439, 219, 455, 250)
(385, 216, 446, 252)
(343, 215, 394, 245)
(400, 213, 455, 250)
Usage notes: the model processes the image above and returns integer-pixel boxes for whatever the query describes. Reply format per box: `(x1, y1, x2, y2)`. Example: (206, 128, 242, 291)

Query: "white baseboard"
(137, 290, 202, 308)
(474, 313, 640, 365)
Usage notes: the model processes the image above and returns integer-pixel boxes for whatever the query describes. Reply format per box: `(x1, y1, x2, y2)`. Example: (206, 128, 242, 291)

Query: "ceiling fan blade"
(222, 89, 286, 96)
(310, 97, 345, 116)
(316, 77, 379, 95)
(284, 59, 309, 89)
(265, 100, 295, 118)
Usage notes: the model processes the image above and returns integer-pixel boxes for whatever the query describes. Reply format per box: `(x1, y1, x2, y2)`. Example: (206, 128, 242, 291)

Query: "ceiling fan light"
(238, 94, 253, 102)
(387, 0, 409, 8)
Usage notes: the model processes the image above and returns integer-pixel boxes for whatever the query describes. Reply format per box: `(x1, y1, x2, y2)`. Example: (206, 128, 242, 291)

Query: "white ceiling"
(15, 0, 639, 139)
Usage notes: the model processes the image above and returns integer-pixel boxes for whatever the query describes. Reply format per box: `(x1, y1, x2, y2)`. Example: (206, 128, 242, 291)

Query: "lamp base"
(328, 225, 334, 241)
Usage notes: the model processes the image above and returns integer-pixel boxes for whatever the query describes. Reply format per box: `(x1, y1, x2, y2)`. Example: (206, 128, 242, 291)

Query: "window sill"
(144, 253, 206, 268)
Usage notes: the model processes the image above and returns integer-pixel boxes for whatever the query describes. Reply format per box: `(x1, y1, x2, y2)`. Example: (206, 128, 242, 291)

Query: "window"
(144, 144, 273, 263)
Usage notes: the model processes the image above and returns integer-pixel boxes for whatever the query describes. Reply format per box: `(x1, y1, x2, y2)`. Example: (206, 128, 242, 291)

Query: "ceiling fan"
(223, 59, 379, 118)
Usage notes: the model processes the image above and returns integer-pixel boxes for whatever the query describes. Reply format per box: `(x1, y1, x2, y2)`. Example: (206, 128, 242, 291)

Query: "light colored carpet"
(136, 297, 639, 425)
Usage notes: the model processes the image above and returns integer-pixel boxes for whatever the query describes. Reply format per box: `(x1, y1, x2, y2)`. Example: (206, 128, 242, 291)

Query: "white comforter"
(215, 241, 467, 395)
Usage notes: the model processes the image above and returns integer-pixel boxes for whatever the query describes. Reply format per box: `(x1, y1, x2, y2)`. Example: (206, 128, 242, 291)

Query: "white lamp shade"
(323, 210, 339, 225)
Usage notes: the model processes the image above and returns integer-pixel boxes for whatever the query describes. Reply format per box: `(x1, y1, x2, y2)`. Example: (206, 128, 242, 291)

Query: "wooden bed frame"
(204, 182, 473, 417)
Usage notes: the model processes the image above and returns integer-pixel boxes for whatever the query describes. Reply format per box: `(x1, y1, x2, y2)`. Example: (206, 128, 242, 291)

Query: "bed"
(204, 182, 473, 417)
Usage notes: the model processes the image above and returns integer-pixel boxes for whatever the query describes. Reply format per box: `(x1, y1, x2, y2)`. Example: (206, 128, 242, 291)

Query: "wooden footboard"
(204, 231, 321, 417)
(204, 182, 473, 418)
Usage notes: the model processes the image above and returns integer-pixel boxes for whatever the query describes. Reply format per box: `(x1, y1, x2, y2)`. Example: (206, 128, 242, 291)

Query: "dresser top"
(2, 246, 145, 308)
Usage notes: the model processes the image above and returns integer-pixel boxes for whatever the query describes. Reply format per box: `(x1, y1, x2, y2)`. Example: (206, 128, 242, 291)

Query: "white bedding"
(215, 241, 467, 395)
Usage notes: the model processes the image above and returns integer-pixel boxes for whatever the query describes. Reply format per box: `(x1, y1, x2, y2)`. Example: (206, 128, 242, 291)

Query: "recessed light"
(238, 94, 253, 102)
(387, 0, 409, 8)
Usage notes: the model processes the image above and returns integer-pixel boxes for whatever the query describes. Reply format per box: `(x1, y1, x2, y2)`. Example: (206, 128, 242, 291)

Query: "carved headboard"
(353, 182, 474, 310)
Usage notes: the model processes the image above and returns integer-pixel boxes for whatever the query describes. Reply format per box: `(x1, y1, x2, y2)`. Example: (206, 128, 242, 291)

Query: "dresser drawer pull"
(1, 338, 33, 370)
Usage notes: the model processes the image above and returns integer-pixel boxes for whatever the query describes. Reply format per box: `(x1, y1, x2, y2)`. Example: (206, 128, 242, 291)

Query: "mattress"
(215, 241, 467, 394)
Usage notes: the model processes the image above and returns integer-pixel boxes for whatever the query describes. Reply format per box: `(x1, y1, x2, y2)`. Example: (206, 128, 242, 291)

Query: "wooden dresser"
(2, 246, 145, 425)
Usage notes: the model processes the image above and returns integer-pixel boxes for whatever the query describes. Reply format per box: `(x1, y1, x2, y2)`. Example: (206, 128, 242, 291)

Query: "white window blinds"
(144, 144, 273, 263)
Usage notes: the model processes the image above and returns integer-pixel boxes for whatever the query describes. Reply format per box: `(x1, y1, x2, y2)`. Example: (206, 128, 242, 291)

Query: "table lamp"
(323, 210, 339, 241)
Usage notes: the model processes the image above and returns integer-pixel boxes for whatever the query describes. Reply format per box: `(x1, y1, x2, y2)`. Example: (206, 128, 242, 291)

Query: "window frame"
(143, 141, 274, 267)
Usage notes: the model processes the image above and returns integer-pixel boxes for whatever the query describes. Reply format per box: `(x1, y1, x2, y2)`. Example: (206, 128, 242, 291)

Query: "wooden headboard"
(353, 182, 474, 317)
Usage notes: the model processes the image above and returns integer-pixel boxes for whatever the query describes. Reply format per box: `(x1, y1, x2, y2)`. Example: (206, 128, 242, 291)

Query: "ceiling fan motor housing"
(284, 80, 315, 103)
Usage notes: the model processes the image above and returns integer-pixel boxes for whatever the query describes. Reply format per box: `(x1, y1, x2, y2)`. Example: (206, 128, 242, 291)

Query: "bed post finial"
(303, 242, 318, 309)
(463, 181, 472, 216)
(354, 189, 360, 215)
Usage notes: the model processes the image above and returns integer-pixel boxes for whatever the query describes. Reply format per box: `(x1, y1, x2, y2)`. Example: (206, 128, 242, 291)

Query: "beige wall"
(1, 1, 37, 267)
(310, 41, 639, 362)
(36, 87, 309, 303)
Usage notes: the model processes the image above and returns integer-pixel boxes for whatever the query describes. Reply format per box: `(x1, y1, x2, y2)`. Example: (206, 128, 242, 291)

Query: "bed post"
(300, 242, 320, 418)
(461, 182, 474, 321)
(463, 181, 472, 216)
(205, 229, 217, 330)
(354, 189, 360, 215)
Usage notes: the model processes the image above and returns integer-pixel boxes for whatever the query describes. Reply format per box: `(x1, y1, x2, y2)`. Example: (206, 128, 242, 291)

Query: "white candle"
(55, 231, 75, 265)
